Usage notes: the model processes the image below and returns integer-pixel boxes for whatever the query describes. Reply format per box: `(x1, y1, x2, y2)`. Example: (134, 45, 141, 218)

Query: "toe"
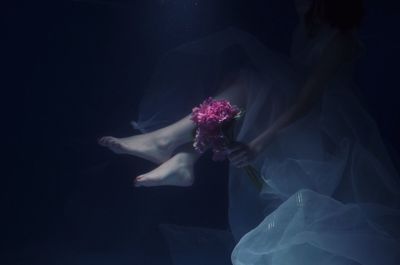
(135, 175, 161, 187)
(134, 175, 144, 187)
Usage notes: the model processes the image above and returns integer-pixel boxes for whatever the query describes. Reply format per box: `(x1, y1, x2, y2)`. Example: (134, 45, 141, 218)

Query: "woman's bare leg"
(98, 114, 195, 164)
(134, 143, 200, 187)
(99, 70, 250, 164)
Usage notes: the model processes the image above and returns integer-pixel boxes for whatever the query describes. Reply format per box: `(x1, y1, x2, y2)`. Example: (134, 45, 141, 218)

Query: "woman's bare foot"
(134, 153, 195, 187)
(98, 133, 174, 164)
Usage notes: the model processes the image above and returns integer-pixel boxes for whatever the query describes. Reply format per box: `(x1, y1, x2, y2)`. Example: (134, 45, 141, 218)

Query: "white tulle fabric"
(133, 25, 400, 265)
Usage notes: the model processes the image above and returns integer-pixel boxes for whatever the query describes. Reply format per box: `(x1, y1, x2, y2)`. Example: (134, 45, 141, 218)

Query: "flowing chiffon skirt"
(132, 28, 400, 265)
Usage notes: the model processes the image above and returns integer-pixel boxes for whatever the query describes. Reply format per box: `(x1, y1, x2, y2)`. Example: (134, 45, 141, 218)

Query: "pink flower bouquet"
(191, 97, 263, 190)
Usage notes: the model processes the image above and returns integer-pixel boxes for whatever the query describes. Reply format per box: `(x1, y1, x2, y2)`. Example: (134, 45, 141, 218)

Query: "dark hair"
(305, 0, 364, 34)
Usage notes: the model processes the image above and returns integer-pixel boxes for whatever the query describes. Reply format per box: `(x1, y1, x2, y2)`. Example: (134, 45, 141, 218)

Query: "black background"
(3, 0, 400, 264)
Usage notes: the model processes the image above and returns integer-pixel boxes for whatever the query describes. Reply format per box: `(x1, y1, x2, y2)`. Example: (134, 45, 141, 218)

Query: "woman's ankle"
(174, 151, 198, 166)
(153, 131, 176, 153)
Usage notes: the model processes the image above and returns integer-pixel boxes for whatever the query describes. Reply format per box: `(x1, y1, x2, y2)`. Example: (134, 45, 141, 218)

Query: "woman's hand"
(226, 141, 261, 168)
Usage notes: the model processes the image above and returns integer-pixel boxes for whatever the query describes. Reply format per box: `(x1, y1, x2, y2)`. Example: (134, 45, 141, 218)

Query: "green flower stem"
(220, 126, 264, 192)
(243, 165, 263, 191)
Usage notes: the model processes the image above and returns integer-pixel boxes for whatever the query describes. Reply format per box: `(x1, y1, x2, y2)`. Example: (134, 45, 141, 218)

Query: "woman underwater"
(99, 0, 400, 264)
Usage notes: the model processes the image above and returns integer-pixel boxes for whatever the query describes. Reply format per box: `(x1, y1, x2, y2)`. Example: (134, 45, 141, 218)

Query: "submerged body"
(99, 1, 400, 263)
(134, 25, 400, 264)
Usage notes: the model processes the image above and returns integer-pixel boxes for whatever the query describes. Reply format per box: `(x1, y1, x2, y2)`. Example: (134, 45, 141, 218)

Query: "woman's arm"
(229, 31, 357, 168)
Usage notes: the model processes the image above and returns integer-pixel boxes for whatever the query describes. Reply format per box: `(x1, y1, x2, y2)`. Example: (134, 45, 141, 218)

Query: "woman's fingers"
(233, 158, 250, 168)
(231, 153, 251, 167)
(226, 142, 254, 168)
(227, 143, 249, 157)
(229, 152, 255, 168)
(226, 144, 243, 154)
(229, 151, 247, 163)
(228, 148, 244, 159)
